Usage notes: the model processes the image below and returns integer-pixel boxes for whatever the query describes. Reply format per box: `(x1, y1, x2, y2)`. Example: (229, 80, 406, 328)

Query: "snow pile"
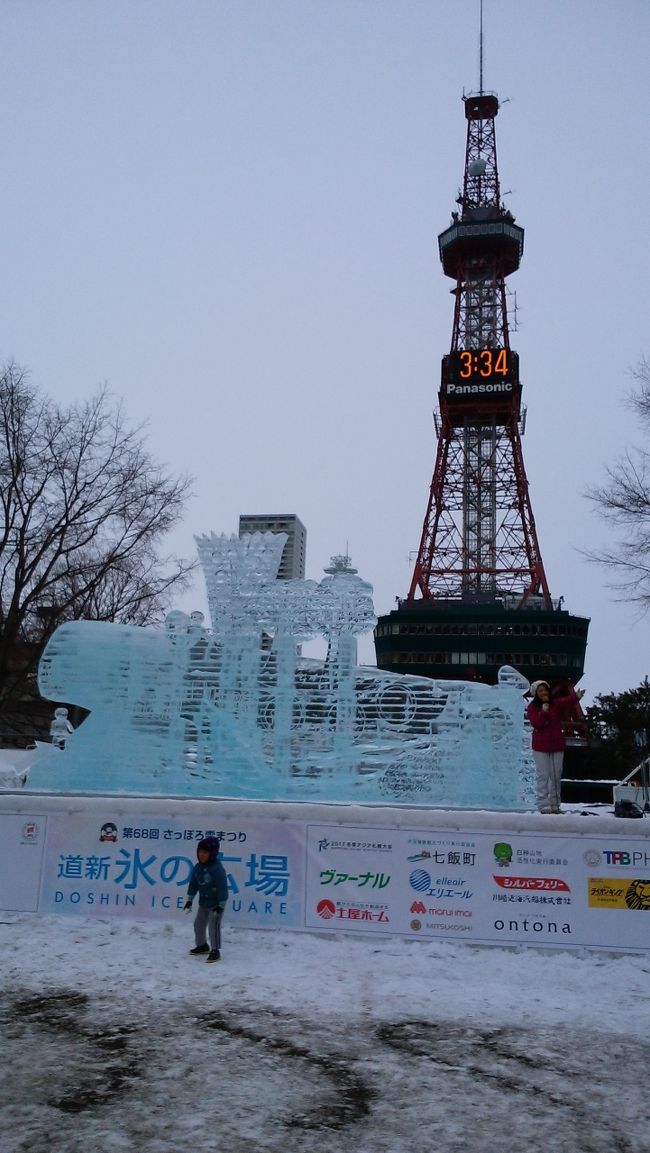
(2, 910, 650, 1153)
(0, 748, 35, 790)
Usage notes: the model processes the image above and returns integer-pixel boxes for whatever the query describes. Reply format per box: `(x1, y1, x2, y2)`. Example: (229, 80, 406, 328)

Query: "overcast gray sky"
(1, 1, 649, 700)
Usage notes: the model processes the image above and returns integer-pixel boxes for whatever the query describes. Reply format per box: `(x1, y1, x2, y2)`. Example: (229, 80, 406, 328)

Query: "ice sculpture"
(49, 707, 73, 749)
(28, 532, 535, 808)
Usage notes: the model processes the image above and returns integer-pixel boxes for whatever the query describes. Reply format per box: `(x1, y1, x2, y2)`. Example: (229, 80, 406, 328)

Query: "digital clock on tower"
(448, 348, 516, 383)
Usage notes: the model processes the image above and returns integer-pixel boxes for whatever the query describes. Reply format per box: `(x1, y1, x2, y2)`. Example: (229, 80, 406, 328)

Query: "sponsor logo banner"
(2, 796, 650, 952)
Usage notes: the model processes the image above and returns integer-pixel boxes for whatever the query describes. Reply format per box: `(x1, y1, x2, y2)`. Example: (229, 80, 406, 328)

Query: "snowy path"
(2, 914, 650, 1152)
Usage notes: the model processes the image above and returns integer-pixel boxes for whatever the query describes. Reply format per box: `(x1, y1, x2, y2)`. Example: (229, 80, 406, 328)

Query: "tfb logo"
(602, 850, 631, 865)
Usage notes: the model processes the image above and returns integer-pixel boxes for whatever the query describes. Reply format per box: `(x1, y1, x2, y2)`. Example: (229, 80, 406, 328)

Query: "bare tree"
(0, 363, 194, 710)
(585, 356, 650, 605)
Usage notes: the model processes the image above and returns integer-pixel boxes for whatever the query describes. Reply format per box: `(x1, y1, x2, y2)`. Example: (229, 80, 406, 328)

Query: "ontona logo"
(447, 381, 513, 396)
(494, 918, 572, 936)
(316, 899, 336, 920)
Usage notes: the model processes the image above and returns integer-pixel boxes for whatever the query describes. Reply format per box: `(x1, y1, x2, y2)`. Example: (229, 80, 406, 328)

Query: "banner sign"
(305, 823, 650, 950)
(39, 810, 306, 929)
(2, 800, 649, 952)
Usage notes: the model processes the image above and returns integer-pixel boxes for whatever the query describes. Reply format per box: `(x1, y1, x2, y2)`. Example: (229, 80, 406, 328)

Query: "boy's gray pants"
(194, 906, 223, 951)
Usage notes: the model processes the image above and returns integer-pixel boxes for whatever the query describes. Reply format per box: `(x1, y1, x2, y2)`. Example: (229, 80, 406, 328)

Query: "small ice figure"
(50, 707, 73, 750)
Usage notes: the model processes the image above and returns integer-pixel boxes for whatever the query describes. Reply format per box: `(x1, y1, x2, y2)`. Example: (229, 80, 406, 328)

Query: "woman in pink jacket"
(526, 679, 585, 813)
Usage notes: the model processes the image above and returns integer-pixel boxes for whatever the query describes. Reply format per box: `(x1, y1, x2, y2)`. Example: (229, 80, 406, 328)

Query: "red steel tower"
(375, 92, 589, 687)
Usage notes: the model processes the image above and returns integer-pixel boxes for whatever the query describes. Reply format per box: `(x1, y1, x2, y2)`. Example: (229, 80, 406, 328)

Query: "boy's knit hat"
(197, 836, 221, 860)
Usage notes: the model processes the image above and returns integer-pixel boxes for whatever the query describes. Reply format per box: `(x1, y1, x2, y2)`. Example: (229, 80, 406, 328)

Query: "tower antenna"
(479, 0, 484, 95)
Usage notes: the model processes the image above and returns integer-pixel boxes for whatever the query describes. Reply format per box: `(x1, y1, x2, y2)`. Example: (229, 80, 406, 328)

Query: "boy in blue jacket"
(184, 836, 229, 963)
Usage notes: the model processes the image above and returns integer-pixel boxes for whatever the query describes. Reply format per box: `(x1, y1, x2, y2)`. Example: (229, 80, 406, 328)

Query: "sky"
(1, 1, 649, 702)
(2, 908, 650, 1152)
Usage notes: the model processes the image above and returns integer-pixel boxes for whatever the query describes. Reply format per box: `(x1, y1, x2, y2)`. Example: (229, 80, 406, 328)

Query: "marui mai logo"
(410, 900, 427, 915)
(317, 899, 336, 920)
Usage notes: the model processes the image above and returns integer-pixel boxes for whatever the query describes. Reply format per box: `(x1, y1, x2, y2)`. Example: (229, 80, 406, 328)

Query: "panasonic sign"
(447, 381, 514, 397)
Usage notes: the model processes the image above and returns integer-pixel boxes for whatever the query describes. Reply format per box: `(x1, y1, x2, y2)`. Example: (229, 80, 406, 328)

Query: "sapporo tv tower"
(374, 73, 589, 688)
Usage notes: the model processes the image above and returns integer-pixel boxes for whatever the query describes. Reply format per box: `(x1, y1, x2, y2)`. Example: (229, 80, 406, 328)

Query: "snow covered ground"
(2, 908, 650, 1153)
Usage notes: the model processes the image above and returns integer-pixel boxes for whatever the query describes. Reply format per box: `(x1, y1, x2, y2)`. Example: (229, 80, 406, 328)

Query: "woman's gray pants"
(533, 750, 564, 811)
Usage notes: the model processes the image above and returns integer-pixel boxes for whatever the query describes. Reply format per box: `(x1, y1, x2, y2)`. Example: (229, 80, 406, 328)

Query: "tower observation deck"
(374, 92, 589, 687)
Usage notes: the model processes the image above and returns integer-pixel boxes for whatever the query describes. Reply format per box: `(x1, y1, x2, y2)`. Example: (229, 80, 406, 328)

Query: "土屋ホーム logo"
(317, 899, 336, 920)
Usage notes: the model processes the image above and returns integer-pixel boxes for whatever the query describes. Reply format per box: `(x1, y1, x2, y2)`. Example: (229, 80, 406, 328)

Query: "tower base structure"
(374, 597, 588, 689)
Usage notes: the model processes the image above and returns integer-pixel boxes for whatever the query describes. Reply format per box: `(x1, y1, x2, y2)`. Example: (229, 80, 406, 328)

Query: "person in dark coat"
(184, 836, 229, 962)
(526, 679, 585, 813)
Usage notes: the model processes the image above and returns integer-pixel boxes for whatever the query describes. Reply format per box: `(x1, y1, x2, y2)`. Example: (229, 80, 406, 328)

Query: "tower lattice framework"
(408, 93, 551, 607)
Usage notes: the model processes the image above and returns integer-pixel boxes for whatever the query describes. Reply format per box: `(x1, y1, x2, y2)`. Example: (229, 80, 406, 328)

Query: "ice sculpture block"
(28, 532, 534, 808)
